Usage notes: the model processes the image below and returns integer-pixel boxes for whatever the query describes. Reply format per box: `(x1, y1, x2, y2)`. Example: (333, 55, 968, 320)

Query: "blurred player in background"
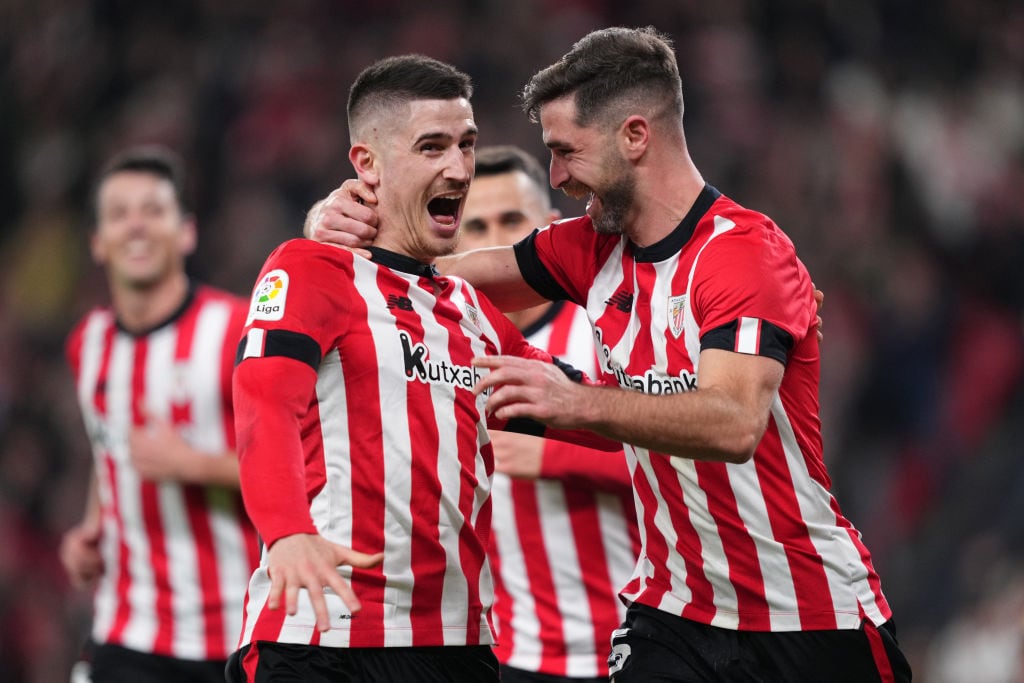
(59, 146, 260, 682)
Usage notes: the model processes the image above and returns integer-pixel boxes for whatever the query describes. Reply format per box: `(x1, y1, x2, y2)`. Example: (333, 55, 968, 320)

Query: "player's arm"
(234, 351, 382, 630)
(304, 179, 545, 312)
(490, 430, 631, 493)
(474, 349, 782, 464)
(129, 420, 240, 487)
(59, 471, 105, 589)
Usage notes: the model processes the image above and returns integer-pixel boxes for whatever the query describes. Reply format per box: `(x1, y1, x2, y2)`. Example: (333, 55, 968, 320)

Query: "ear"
(620, 115, 650, 161)
(89, 229, 106, 266)
(349, 144, 380, 187)
(179, 215, 198, 257)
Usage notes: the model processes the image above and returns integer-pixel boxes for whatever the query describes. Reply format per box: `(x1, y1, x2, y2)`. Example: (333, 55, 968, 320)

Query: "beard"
(591, 169, 636, 236)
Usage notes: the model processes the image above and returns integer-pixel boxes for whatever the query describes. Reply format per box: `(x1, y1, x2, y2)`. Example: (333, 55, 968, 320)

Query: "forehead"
(539, 95, 587, 146)
(396, 97, 477, 143)
(97, 171, 176, 206)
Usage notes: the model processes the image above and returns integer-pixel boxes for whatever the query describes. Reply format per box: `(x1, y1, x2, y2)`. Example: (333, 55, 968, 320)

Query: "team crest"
(247, 269, 289, 324)
(669, 294, 687, 338)
(464, 303, 481, 329)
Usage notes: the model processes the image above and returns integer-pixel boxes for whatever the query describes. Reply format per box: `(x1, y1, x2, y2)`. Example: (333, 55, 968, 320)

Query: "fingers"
(340, 179, 379, 207)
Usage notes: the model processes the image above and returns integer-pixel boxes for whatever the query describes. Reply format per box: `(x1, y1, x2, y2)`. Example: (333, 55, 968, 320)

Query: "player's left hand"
(129, 416, 192, 481)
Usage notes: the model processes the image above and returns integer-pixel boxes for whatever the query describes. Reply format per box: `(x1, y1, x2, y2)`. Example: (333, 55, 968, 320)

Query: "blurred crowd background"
(1, 0, 1023, 681)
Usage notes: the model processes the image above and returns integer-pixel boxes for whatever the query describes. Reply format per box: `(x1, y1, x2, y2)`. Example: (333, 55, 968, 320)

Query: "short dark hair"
(521, 26, 683, 128)
(348, 54, 473, 139)
(474, 145, 548, 191)
(93, 145, 189, 220)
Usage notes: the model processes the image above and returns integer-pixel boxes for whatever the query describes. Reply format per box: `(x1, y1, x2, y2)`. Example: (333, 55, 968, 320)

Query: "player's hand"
(813, 284, 824, 343)
(265, 533, 383, 633)
(129, 417, 192, 482)
(305, 180, 380, 258)
(472, 355, 587, 429)
(490, 430, 544, 479)
(60, 520, 104, 589)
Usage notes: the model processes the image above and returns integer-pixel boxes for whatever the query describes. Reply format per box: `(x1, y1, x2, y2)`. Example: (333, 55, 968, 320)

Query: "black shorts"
(226, 641, 500, 682)
(500, 663, 608, 683)
(87, 642, 228, 683)
(608, 603, 912, 682)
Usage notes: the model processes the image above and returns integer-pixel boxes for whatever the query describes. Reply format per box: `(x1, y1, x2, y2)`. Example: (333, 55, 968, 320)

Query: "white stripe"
(108, 334, 158, 652)
(243, 328, 265, 360)
(491, 473, 542, 672)
(726, 457, 802, 630)
(191, 302, 251, 655)
(78, 314, 119, 643)
(772, 396, 884, 627)
(736, 317, 760, 355)
(356, 258, 414, 645)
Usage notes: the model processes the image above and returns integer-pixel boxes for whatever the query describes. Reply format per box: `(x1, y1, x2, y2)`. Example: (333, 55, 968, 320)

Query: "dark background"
(1, 1, 1023, 680)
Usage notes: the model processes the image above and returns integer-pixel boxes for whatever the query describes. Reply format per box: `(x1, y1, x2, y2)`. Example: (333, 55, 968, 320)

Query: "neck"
(628, 150, 705, 248)
(110, 271, 190, 333)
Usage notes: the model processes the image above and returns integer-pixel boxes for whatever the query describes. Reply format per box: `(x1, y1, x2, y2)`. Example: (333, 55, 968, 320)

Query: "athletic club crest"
(464, 303, 481, 329)
(669, 294, 687, 338)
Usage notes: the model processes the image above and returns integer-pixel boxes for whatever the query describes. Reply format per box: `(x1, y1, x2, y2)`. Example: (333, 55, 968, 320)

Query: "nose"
(443, 148, 472, 183)
(548, 155, 568, 190)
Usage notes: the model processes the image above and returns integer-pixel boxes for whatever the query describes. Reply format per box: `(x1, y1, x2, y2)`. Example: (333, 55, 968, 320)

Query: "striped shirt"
(491, 300, 641, 677)
(233, 241, 551, 649)
(514, 185, 893, 632)
(66, 285, 259, 660)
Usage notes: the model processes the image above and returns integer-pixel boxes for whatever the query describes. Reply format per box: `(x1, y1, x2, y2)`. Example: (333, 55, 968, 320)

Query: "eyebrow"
(414, 125, 479, 146)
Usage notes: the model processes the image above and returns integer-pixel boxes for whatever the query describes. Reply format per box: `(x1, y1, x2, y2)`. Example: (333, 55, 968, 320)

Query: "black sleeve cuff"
(513, 230, 573, 303)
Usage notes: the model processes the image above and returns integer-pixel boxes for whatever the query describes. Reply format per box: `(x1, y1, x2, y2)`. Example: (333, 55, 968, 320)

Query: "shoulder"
(65, 307, 113, 364)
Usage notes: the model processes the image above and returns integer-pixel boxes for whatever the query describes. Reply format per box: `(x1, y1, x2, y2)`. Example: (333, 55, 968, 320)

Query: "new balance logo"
(605, 290, 633, 312)
(387, 294, 413, 311)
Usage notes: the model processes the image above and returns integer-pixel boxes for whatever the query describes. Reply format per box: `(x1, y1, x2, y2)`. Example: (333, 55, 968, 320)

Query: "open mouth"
(427, 195, 463, 226)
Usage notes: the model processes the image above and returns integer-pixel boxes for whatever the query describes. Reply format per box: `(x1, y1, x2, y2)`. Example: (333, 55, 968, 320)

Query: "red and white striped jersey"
(514, 185, 893, 632)
(233, 241, 552, 650)
(490, 301, 641, 677)
(65, 285, 260, 660)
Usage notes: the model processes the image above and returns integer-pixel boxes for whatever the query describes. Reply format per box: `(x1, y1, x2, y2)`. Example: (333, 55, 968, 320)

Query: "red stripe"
(564, 486, 622, 676)
(694, 462, 770, 628)
(511, 479, 562, 669)
(242, 640, 261, 680)
(864, 621, 896, 683)
(488, 515, 515, 662)
(184, 487, 223, 656)
(756, 424, 837, 629)
(105, 454, 134, 644)
(648, 456, 717, 619)
(174, 296, 228, 656)
(345, 286, 387, 647)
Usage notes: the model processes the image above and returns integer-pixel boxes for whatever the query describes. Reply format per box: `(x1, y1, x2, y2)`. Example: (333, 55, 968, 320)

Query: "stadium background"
(1, 1, 1022, 680)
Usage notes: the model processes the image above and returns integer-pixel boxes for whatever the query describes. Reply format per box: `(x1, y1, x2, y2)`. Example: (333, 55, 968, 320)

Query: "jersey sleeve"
(233, 239, 354, 547)
(513, 218, 618, 306)
(692, 216, 815, 365)
(539, 439, 632, 493)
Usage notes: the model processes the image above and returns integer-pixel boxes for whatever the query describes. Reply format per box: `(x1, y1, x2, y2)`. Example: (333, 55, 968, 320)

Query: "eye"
(462, 219, 485, 234)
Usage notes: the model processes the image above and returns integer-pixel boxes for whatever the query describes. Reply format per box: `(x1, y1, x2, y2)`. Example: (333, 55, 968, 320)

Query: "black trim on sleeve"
(502, 418, 548, 437)
(700, 319, 793, 365)
(513, 230, 573, 303)
(235, 329, 322, 370)
(552, 356, 585, 384)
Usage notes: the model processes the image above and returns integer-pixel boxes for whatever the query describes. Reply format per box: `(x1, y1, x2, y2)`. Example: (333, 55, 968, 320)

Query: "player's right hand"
(60, 521, 105, 589)
(265, 533, 383, 633)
